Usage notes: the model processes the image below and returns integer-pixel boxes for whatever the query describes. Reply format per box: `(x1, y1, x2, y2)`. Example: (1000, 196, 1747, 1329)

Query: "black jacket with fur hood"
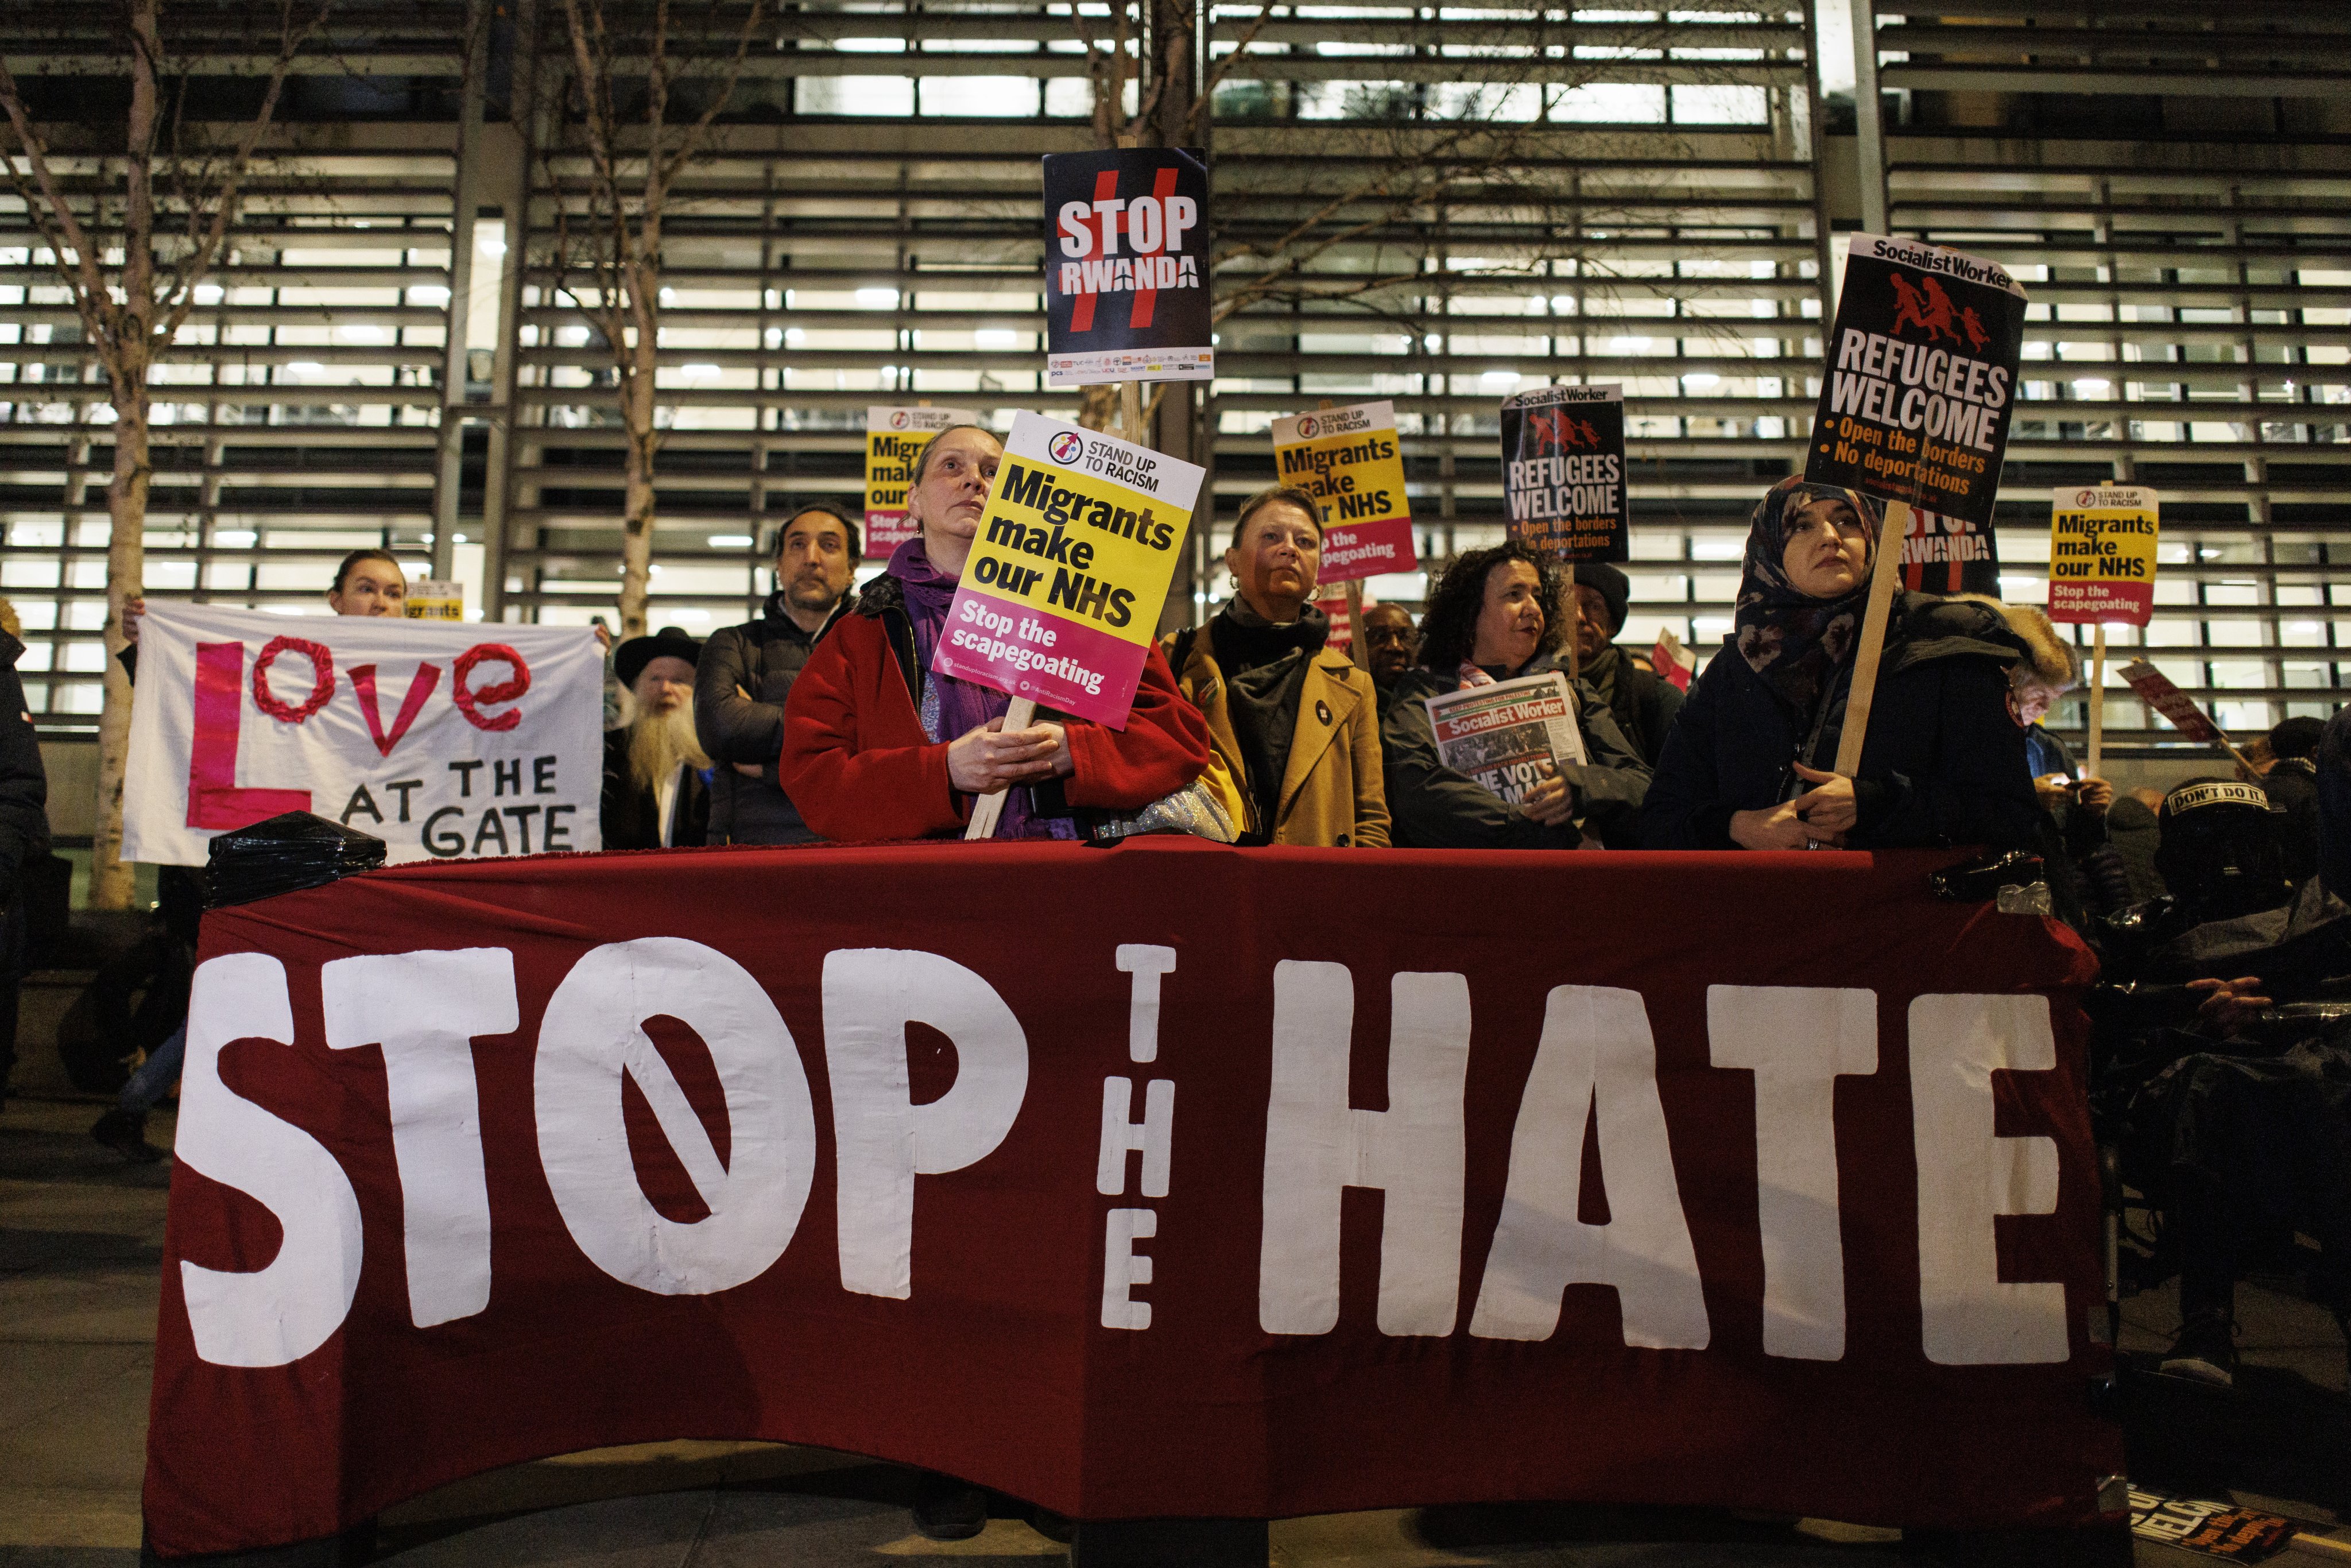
(1640, 591, 2036, 851)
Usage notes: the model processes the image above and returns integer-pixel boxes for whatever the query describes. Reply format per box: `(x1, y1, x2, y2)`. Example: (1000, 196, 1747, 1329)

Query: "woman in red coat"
(780, 424, 1211, 843)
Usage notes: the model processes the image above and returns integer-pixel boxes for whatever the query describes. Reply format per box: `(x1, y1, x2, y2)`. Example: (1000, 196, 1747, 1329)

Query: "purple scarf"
(888, 536, 1076, 842)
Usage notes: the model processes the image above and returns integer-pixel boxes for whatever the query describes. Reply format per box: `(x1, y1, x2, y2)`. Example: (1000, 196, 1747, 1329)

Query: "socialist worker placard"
(1805, 234, 2028, 527)
(1500, 383, 1629, 562)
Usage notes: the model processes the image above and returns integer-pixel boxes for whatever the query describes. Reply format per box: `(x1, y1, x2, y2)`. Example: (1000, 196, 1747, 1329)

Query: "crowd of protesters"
(0, 451, 2331, 1550)
(16, 442, 2339, 1488)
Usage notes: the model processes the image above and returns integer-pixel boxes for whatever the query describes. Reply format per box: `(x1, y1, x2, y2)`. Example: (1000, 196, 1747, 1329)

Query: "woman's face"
(328, 559, 408, 617)
(1470, 559, 1546, 670)
(907, 428, 1003, 545)
(1224, 501, 1321, 620)
(1780, 495, 1872, 599)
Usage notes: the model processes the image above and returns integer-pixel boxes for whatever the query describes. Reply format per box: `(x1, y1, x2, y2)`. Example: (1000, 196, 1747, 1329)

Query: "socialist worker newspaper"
(1423, 672, 1588, 806)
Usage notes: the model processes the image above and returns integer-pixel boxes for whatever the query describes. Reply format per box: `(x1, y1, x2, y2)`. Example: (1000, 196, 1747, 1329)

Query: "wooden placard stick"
(962, 693, 1036, 841)
(1312, 399, 1373, 672)
(2085, 623, 2106, 778)
(1831, 498, 1912, 776)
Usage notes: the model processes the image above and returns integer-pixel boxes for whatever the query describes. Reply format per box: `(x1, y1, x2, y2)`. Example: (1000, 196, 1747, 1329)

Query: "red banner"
(146, 842, 2120, 1558)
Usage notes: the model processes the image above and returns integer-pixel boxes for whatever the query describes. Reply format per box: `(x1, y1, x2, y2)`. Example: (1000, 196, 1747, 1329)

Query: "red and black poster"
(1044, 147, 1213, 388)
(1900, 505, 2000, 596)
(1500, 383, 1629, 562)
(1805, 235, 2028, 528)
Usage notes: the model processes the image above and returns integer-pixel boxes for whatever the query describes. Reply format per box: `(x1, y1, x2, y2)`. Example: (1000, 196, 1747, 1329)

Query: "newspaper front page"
(1423, 671, 1587, 805)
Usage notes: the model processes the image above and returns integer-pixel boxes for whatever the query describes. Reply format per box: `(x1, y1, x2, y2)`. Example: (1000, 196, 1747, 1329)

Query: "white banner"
(124, 605, 605, 866)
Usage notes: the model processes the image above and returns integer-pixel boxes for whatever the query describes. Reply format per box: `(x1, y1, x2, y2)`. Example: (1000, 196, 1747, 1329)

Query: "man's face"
(1361, 604, 1417, 682)
(777, 511, 855, 613)
(1571, 583, 1613, 661)
(632, 655, 696, 718)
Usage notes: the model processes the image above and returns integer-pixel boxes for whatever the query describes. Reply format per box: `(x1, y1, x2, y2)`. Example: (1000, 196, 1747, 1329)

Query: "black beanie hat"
(1574, 561, 1630, 637)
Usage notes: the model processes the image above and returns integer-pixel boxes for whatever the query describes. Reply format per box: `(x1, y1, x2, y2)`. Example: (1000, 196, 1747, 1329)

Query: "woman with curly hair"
(1378, 540, 1651, 849)
(1639, 475, 2036, 851)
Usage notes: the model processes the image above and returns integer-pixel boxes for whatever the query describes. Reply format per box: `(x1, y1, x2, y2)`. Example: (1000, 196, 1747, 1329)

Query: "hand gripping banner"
(144, 842, 2120, 1558)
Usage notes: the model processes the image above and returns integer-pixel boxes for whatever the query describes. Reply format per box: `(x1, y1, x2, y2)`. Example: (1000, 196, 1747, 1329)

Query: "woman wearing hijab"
(1639, 476, 2036, 851)
(1380, 540, 1652, 849)
(780, 424, 1210, 843)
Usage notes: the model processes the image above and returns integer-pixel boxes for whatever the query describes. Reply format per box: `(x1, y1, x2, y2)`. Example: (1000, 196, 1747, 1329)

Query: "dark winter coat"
(1380, 653, 1652, 850)
(692, 590, 849, 844)
(1582, 642, 1686, 768)
(0, 635, 46, 899)
(600, 727, 710, 852)
(1639, 592, 2036, 851)
(2263, 756, 2321, 888)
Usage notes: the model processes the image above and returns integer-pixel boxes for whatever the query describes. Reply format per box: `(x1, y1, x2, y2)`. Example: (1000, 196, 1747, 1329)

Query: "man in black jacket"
(1571, 562, 1683, 766)
(695, 504, 860, 843)
(0, 627, 47, 1105)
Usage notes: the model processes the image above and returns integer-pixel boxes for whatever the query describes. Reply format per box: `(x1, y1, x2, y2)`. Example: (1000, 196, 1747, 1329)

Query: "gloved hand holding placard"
(929, 411, 1203, 731)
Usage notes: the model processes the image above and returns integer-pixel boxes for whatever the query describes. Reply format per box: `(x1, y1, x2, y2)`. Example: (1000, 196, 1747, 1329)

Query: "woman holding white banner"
(1380, 541, 1652, 850)
(1640, 477, 2035, 852)
(780, 424, 1210, 843)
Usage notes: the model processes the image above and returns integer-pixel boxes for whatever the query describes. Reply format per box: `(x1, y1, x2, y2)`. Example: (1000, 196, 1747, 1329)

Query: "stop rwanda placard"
(1043, 148, 1214, 388)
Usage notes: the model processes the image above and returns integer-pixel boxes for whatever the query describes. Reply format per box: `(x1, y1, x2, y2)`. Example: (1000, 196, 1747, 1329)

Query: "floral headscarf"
(1732, 476, 1883, 713)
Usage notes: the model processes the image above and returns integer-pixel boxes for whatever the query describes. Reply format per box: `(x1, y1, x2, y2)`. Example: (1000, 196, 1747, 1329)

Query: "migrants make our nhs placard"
(1806, 235, 2027, 526)
(1271, 400, 1417, 583)
(866, 405, 983, 553)
(1043, 147, 1213, 389)
(928, 412, 1204, 729)
(2047, 485, 2159, 627)
(122, 605, 605, 866)
(1500, 383, 1629, 562)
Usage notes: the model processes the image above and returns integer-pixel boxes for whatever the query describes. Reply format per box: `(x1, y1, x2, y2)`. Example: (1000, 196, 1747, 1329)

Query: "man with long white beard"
(601, 629, 712, 850)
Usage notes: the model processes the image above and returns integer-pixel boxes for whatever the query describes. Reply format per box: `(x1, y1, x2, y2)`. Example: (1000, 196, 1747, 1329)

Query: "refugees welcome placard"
(1501, 384, 1629, 562)
(1806, 235, 2027, 526)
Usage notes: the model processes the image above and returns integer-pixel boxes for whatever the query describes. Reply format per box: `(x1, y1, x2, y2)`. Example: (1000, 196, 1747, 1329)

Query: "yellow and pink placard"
(930, 412, 1204, 730)
(2046, 484, 2158, 626)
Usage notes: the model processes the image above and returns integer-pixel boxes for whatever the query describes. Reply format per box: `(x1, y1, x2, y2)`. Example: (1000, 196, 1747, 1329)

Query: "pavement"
(1, 1093, 2345, 1568)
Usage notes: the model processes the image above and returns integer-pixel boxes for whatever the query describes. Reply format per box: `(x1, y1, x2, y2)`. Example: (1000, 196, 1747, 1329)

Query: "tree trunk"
(90, 396, 150, 910)
(615, 362, 657, 639)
